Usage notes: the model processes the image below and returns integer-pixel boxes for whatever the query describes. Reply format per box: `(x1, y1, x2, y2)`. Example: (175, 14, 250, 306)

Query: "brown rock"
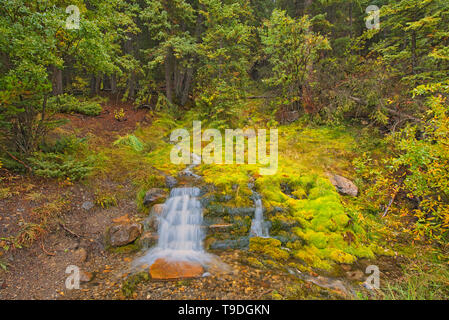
(208, 224, 233, 232)
(151, 204, 165, 215)
(73, 247, 88, 263)
(143, 188, 167, 207)
(137, 231, 158, 249)
(149, 259, 204, 279)
(346, 270, 365, 281)
(107, 223, 143, 247)
(79, 270, 94, 283)
(144, 204, 165, 231)
(327, 174, 358, 197)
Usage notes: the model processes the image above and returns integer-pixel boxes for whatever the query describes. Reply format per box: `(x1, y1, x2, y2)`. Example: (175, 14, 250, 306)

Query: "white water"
(134, 187, 213, 267)
(250, 196, 269, 238)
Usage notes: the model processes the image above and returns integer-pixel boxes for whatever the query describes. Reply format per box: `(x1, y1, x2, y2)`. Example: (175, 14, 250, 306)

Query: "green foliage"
(260, 9, 330, 111)
(95, 191, 118, 209)
(0, 0, 134, 154)
(39, 135, 87, 154)
(195, 0, 254, 125)
(28, 152, 94, 181)
(383, 260, 449, 300)
(366, 0, 449, 87)
(113, 134, 145, 152)
(48, 94, 102, 116)
(356, 95, 449, 244)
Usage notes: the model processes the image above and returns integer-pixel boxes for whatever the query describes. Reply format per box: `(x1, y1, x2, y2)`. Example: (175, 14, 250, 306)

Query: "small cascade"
(134, 187, 212, 268)
(250, 194, 270, 238)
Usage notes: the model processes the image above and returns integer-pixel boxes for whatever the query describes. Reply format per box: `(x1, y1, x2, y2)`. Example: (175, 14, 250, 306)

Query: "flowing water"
(134, 187, 213, 268)
(250, 195, 270, 238)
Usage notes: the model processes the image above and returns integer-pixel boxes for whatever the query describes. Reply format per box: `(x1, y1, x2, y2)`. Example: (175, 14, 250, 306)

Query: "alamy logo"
(366, 5, 380, 30)
(65, 265, 80, 290)
(364, 265, 380, 289)
(66, 5, 80, 30)
(170, 121, 278, 175)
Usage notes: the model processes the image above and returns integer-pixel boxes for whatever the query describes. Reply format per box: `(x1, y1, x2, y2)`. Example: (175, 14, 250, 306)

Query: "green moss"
(246, 256, 265, 268)
(308, 232, 328, 249)
(249, 237, 290, 261)
(122, 271, 150, 298)
(108, 242, 141, 254)
(199, 164, 255, 207)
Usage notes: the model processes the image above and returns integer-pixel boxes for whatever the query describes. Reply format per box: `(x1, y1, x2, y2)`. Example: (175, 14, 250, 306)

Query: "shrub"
(356, 95, 449, 244)
(48, 94, 102, 116)
(28, 152, 94, 181)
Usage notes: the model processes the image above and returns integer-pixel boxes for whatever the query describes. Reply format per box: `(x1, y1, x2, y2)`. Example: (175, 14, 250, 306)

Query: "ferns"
(113, 134, 144, 152)
(48, 94, 102, 116)
(28, 153, 94, 181)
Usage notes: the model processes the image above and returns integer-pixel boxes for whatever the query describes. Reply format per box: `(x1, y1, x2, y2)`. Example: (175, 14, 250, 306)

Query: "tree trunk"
(52, 66, 63, 96)
(165, 48, 174, 104)
(302, 0, 315, 113)
(180, 68, 194, 106)
(128, 72, 136, 100)
(90, 75, 101, 96)
(111, 73, 117, 94)
(349, 1, 353, 39)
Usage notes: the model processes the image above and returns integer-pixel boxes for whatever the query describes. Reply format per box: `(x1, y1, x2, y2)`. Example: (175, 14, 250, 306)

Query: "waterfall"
(250, 195, 269, 238)
(134, 187, 212, 267)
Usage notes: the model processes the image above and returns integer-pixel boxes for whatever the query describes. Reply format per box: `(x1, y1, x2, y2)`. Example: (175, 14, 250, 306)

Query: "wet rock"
(143, 188, 167, 207)
(272, 235, 301, 245)
(208, 224, 233, 233)
(209, 237, 250, 250)
(199, 195, 215, 207)
(178, 169, 201, 180)
(149, 259, 204, 279)
(107, 223, 143, 247)
(207, 204, 255, 217)
(216, 194, 233, 202)
(165, 176, 177, 189)
(81, 201, 94, 211)
(143, 204, 165, 231)
(328, 174, 358, 197)
(137, 231, 158, 249)
(151, 203, 165, 215)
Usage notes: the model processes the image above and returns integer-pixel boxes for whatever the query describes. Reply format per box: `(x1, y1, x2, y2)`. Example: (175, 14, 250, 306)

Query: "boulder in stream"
(165, 176, 177, 189)
(149, 258, 204, 279)
(143, 188, 167, 207)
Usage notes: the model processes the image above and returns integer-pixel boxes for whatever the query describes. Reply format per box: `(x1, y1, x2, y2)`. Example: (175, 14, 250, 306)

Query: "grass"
(382, 261, 449, 300)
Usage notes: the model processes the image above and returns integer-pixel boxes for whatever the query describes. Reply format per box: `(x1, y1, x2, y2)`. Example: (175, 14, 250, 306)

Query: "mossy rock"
(121, 271, 150, 298)
(249, 237, 290, 261)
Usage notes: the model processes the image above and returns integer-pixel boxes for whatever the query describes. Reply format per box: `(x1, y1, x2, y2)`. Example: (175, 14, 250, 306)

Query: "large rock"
(149, 259, 204, 279)
(143, 188, 167, 207)
(328, 174, 358, 197)
(165, 176, 177, 189)
(107, 223, 142, 247)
